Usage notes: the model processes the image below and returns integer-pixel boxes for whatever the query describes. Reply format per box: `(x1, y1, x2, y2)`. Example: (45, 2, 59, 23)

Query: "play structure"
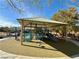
(17, 17, 67, 45)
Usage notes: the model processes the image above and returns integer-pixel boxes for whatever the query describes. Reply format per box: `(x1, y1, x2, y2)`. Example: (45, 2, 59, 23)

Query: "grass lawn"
(0, 38, 79, 58)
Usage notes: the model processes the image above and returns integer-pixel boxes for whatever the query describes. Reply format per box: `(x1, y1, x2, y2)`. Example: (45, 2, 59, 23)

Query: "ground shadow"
(41, 39, 79, 58)
(23, 38, 79, 58)
(23, 43, 58, 51)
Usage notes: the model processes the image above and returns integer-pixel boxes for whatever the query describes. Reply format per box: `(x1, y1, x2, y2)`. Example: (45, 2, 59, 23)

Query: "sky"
(0, 0, 79, 27)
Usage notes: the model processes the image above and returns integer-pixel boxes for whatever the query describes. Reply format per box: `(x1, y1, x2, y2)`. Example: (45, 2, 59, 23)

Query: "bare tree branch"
(7, 0, 24, 14)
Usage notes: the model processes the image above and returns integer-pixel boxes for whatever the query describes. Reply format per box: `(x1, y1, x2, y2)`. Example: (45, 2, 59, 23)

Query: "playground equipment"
(17, 17, 67, 45)
(23, 29, 32, 42)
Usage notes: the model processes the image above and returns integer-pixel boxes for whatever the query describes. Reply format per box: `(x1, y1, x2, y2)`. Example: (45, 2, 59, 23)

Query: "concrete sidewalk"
(0, 50, 71, 59)
(0, 37, 14, 41)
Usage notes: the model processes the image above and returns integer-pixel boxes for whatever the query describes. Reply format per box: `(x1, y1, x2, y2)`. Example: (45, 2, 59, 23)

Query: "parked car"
(10, 32, 20, 37)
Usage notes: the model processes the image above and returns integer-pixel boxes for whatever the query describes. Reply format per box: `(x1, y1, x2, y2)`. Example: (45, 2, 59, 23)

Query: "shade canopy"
(17, 17, 67, 27)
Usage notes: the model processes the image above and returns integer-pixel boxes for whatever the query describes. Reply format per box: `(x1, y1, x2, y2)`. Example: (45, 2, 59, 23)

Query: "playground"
(14, 17, 79, 57)
(0, 17, 79, 58)
(17, 17, 67, 45)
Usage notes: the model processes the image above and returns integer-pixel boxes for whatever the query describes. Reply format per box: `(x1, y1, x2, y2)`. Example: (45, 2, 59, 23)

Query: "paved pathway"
(0, 37, 9, 41)
(0, 37, 79, 59)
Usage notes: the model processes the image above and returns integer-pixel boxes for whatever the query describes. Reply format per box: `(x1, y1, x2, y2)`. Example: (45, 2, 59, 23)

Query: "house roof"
(17, 17, 67, 27)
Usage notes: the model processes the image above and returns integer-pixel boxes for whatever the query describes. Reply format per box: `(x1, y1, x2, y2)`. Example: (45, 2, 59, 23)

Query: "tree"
(51, 7, 78, 32)
(52, 7, 77, 22)
(4, 0, 79, 15)
(6, 0, 53, 14)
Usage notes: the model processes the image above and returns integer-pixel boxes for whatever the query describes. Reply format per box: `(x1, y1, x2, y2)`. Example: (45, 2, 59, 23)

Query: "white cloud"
(18, 6, 39, 18)
(0, 16, 20, 27)
(19, 10, 36, 18)
(0, 8, 37, 27)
